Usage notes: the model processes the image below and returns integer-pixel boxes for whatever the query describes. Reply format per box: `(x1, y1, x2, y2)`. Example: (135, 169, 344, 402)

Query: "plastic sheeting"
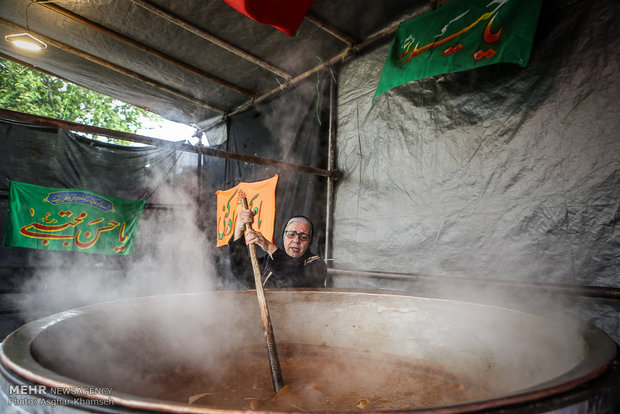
(221, 77, 329, 262)
(0, 0, 425, 124)
(0, 75, 329, 337)
(0, 120, 199, 268)
(0, 120, 185, 199)
(331, 0, 619, 340)
(0, 120, 202, 335)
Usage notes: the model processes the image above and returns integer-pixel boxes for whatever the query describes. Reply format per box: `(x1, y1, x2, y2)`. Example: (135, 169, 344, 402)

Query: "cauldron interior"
(1, 290, 615, 412)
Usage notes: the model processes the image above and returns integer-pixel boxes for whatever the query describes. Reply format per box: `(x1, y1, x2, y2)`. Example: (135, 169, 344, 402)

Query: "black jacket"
(228, 235, 327, 288)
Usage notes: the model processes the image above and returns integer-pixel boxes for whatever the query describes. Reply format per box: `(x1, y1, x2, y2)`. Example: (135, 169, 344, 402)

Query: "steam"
(7, 7, 614, 406)
(15, 173, 237, 321)
(12, 172, 261, 399)
(10, 72, 331, 405)
(8, 168, 600, 411)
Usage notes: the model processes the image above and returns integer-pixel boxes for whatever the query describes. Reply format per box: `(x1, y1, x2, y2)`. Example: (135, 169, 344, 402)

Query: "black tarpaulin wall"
(0, 76, 328, 337)
(222, 78, 329, 260)
(331, 0, 619, 341)
(0, 120, 185, 199)
(0, 119, 198, 275)
(0, 119, 211, 336)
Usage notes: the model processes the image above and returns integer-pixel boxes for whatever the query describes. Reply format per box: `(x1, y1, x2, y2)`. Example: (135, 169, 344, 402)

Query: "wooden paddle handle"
(240, 196, 284, 393)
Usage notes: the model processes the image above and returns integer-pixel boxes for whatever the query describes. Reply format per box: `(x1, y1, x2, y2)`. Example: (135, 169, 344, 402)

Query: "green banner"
(374, 0, 542, 99)
(4, 181, 145, 255)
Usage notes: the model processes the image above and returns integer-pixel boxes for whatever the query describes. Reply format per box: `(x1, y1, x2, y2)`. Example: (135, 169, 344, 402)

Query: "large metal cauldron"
(0, 289, 617, 413)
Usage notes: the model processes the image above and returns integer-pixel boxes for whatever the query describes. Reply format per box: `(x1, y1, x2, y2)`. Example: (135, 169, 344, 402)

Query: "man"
(229, 208, 327, 288)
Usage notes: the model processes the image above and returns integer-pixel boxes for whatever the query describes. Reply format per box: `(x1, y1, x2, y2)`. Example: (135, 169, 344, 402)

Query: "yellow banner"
(216, 175, 278, 246)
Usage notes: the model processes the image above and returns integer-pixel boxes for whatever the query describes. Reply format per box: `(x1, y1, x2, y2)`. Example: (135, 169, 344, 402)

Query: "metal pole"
(327, 268, 620, 300)
(324, 74, 337, 264)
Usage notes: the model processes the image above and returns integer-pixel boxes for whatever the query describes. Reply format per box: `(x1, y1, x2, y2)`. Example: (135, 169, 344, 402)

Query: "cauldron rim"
(1, 289, 617, 413)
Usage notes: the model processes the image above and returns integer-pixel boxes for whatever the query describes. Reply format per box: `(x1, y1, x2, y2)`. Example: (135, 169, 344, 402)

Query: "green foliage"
(0, 57, 162, 144)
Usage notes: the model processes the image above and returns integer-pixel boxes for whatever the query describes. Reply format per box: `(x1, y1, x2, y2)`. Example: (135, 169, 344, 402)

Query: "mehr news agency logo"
(8, 384, 114, 407)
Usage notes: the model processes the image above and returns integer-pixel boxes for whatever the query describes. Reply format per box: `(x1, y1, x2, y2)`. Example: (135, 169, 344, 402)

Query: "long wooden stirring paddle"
(239, 194, 284, 393)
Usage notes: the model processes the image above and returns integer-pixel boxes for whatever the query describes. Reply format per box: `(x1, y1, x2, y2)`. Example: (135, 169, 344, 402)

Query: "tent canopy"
(0, 0, 428, 126)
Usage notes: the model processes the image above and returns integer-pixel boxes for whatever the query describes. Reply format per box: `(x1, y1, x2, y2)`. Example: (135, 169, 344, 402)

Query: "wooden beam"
(0, 109, 342, 180)
(201, 4, 435, 131)
(226, 48, 351, 119)
(304, 12, 356, 47)
(131, 0, 292, 81)
(0, 17, 227, 115)
(31, 0, 256, 98)
(350, 5, 434, 54)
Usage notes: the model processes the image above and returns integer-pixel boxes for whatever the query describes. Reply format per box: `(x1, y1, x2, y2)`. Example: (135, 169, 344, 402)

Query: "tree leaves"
(0, 57, 161, 144)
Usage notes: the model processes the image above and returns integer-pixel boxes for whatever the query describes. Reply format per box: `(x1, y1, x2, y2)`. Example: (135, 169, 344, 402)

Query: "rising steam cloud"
(15, 176, 230, 321)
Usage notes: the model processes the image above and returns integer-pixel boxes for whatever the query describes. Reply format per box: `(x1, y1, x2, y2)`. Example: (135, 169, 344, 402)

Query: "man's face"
(283, 221, 312, 258)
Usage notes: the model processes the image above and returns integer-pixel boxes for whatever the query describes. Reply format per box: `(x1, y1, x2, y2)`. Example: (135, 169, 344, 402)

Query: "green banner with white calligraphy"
(4, 181, 145, 255)
(374, 0, 542, 99)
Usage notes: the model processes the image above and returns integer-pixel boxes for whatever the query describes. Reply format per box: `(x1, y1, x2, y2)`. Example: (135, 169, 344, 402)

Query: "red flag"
(220, 0, 315, 36)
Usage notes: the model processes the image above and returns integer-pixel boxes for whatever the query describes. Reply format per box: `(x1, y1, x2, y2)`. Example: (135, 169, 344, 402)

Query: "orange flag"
(216, 174, 278, 247)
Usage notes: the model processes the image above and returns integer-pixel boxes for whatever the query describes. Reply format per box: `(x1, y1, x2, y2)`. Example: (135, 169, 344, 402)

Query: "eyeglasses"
(284, 230, 311, 241)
